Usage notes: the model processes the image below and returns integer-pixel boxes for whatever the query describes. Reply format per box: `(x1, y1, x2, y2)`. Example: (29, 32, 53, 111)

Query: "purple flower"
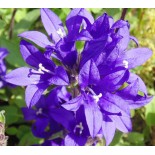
(80, 14, 130, 66)
(5, 40, 69, 107)
(18, 8, 94, 68)
(42, 138, 64, 146)
(5, 8, 153, 146)
(64, 106, 89, 146)
(22, 86, 75, 139)
(0, 48, 9, 88)
(61, 9, 153, 145)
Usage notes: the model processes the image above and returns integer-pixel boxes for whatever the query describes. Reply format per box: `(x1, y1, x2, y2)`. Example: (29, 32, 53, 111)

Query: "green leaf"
(125, 132, 144, 145)
(6, 126, 18, 135)
(88, 8, 103, 14)
(0, 105, 22, 125)
(145, 97, 155, 126)
(0, 37, 26, 67)
(17, 125, 31, 139)
(130, 109, 135, 118)
(0, 110, 5, 123)
(16, 125, 42, 146)
(9, 87, 25, 108)
(16, 125, 31, 139)
(15, 9, 27, 22)
(0, 88, 8, 102)
(110, 131, 123, 146)
(76, 41, 85, 53)
(0, 19, 6, 35)
(103, 8, 122, 20)
(14, 9, 40, 35)
(18, 132, 42, 146)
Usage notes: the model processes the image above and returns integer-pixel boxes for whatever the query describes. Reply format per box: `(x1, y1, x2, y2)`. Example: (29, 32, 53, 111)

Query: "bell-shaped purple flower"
(5, 8, 153, 146)
(5, 40, 69, 107)
(18, 8, 94, 68)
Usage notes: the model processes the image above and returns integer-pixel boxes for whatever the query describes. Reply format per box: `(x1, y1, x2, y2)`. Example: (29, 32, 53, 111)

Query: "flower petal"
(118, 78, 139, 99)
(64, 134, 87, 146)
(120, 48, 152, 69)
(42, 138, 64, 146)
(132, 73, 148, 90)
(99, 92, 130, 116)
(101, 67, 129, 92)
(111, 20, 129, 29)
(111, 115, 132, 133)
(117, 25, 130, 52)
(20, 40, 55, 69)
(41, 8, 66, 43)
(117, 78, 153, 109)
(0, 48, 9, 60)
(102, 115, 116, 146)
(62, 95, 83, 111)
(56, 39, 77, 67)
(79, 59, 100, 88)
(4, 67, 40, 86)
(130, 36, 139, 46)
(32, 117, 51, 138)
(20, 40, 42, 68)
(57, 86, 71, 102)
(66, 8, 94, 40)
(91, 13, 110, 38)
(49, 107, 75, 131)
(25, 83, 48, 107)
(129, 96, 153, 109)
(50, 66, 69, 85)
(75, 29, 93, 41)
(99, 92, 131, 133)
(127, 73, 147, 95)
(80, 38, 107, 66)
(22, 107, 36, 121)
(84, 102, 102, 138)
(18, 31, 53, 48)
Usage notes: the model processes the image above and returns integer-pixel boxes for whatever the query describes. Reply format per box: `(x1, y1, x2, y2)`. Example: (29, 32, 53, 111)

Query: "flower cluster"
(0, 48, 8, 88)
(5, 8, 153, 146)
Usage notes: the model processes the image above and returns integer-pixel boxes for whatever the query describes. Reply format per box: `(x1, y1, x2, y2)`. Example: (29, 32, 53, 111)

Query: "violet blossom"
(0, 48, 9, 88)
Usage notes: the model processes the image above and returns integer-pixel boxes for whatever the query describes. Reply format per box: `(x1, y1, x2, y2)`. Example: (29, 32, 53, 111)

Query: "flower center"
(74, 122, 84, 135)
(92, 93, 102, 103)
(57, 28, 64, 38)
(38, 63, 51, 74)
(36, 108, 43, 115)
(123, 60, 129, 68)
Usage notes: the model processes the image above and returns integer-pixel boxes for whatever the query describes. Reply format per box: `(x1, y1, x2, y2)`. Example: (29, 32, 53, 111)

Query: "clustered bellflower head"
(0, 48, 9, 88)
(5, 8, 153, 146)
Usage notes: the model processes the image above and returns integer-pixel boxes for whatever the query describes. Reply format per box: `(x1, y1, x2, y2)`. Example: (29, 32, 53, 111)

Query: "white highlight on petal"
(36, 108, 43, 115)
(74, 122, 84, 135)
(38, 63, 50, 73)
(123, 60, 129, 68)
(93, 93, 102, 103)
(57, 28, 64, 38)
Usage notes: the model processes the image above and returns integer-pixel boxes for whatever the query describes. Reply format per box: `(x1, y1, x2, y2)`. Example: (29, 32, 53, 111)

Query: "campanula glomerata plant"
(4, 8, 153, 146)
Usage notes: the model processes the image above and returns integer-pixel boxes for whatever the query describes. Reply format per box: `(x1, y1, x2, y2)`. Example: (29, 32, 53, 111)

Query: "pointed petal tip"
(18, 31, 53, 48)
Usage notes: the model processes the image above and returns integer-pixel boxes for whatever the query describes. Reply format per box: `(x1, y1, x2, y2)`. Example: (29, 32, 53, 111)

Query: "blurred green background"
(0, 8, 155, 146)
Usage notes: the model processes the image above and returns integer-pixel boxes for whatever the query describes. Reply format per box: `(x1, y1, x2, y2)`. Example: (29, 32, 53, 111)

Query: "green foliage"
(14, 9, 40, 36)
(145, 97, 155, 126)
(125, 132, 144, 146)
(0, 110, 5, 123)
(17, 125, 42, 146)
(0, 105, 21, 125)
